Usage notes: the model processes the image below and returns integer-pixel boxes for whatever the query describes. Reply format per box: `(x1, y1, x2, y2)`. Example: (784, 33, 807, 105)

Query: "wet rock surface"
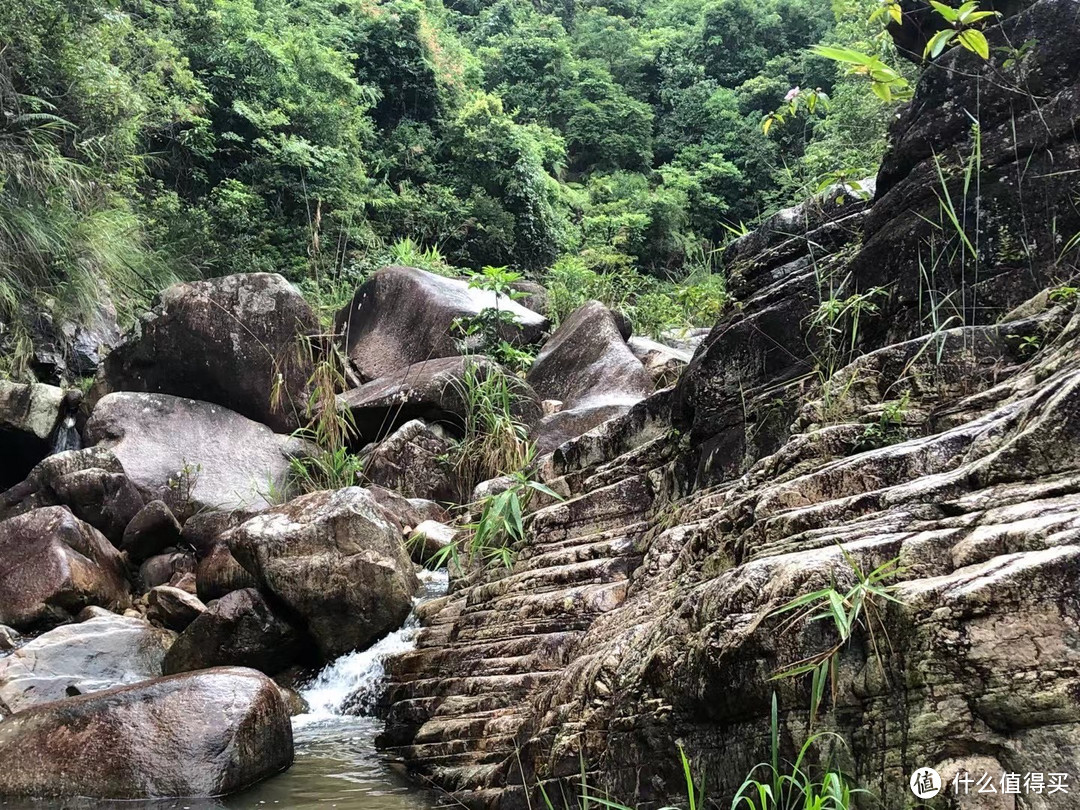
(0, 615, 174, 714)
(227, 487, 419, 660)
(0, 506, 130, 631)
(0, 667, 293, 799)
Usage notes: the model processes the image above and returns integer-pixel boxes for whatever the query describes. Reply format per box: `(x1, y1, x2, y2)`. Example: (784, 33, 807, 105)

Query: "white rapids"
(296, 568, 449, 725)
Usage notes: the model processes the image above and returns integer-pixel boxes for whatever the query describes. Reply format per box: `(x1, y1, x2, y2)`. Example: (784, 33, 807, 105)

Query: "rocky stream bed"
(2, 1, 1080, 808)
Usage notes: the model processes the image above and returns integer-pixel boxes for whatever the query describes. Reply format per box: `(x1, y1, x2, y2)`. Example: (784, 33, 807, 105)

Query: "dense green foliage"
(0, 0, 907, 364)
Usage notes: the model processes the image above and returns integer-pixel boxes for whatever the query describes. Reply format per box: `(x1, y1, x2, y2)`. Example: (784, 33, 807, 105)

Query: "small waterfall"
(50, 414, 81, 455)
(296, 568, 448, 725)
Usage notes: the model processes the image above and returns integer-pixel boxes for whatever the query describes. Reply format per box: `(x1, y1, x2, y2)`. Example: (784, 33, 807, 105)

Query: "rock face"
(92, 272, 317, 433)
(0, 615, 174, 714)
(162, 588, 304, 676)
(340, 355, 542, 443)
(378, 4, 1080, 808)
(363, 419, 456, 501)
(0, 667, 293, 799)
(0, 507, 130, 630)
(228, 487, 419, 659)
(335, 266, 549, 381)
(85, 392, 305, 512)
(526, 300, 653, 453)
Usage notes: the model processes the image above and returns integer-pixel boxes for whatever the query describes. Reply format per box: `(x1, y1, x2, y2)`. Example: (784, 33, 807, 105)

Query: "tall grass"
(446, 359, 533, 501)
(0, 78, 179, 378)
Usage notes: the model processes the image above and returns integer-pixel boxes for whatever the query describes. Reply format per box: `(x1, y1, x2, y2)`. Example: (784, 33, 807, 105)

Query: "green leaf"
(959, 28, 991, 59)
(926, 28, 958, 58)
(930, 0, 960, 22)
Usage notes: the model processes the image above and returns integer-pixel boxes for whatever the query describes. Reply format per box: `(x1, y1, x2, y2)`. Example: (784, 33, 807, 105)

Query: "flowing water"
(0, 570, 447, 810)
(50, 415, 81, 455)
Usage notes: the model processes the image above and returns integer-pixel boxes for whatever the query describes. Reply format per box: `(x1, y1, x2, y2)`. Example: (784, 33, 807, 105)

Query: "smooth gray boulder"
(162, 588, 304, 676)
(526, 301, 653, 453)
(0, 615, 174, 714)
(0, 667, 293, 799)
(92, 272, 317, 433)
(228, 487, 419, 659)
(85, 392, 306, 512)
(0, 507, 130, 631)
(335, 265, 548, 381)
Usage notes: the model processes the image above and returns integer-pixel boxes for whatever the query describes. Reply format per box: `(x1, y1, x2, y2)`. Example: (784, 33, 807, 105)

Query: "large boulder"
(92, 273, 317, 433)
(0, 507, 130, 631)
(334, 266, 549, 381)
(339, 354, 542, 442)
(526, 301, 653, 453)
(0, 380, 64, 489)
(362, 420, 456, 501)
(227, 487, 419, 659)
(0, 667, 293, 799)
(0, 615, 174, 714)
(162, 588, 305, 676)
(85, 392, 307, 512)
(0, 446, 144, 544)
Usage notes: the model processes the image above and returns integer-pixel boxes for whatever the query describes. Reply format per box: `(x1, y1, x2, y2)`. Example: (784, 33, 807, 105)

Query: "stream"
(0, 570, 448, 810)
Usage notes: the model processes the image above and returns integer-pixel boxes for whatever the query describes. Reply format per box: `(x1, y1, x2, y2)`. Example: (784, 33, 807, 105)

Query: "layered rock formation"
(379, 3, 1080, 807)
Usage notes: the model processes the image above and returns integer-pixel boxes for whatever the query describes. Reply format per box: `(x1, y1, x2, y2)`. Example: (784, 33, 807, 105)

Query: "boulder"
(146, 585, 206, 631)
(170, 572, 198, 594)
(138, 551, 196, 592)
(162, 588, 304, 676)
(363, 419, 456, 501)
(0, 615, 174, 714)
(409, 520, 458, 565)
(121, 500, 183, 562)
(48, 466, 145, 544)
(197, 542, 258, 602)
(228, 488, 419, 659)
(85, 392, 307, 512)
(511, 280, 549, 316)
(526, 301, 653, 453)
(0, 507, 130, 631)
(92, 272, 317, 433)
(334, 265, 548, 381)
(0, 446, 144, 543)
(0, 380, 63, 489)
(628, 336, 693, 387)
(339, 355, 542, 443)
(180, 509, 258, 557)
(368, 485, 450, 534)
(0, 625, 20, 652)
(0, 668, 293, 799)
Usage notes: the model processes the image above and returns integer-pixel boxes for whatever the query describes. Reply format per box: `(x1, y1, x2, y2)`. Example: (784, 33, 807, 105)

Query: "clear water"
(0, 571, 449, 810)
